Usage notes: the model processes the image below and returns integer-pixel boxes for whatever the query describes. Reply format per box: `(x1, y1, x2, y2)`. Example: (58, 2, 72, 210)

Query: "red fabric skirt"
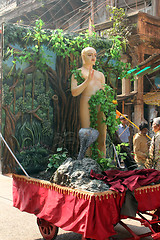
(12, 174, 160, 240)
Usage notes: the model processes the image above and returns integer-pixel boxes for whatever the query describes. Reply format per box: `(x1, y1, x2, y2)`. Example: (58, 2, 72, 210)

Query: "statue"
(71, 47, 106, 157)
(77, 128, 99, 160)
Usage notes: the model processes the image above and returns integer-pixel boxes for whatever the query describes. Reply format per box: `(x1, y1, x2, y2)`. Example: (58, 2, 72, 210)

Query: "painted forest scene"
(2, 18, 132, 175)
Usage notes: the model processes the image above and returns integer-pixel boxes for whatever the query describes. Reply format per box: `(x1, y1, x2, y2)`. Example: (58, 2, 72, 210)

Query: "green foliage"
(50, 30, 90, 58)
(115, 143, 129, 162)
(88, 84, 118, 165)
(16, 97, 28, 113)
(15, 119, 52, 150)
(98, 6, 134, 82)
(37, 91, 52, 110)
(9, 20, 51, 72)
(89, 84, 118, 134)
(16, 144, 50, 170)
(3, 61, 54, 144)
(4, 18, 133, 85)
(47, 147, 68, 170)
(105, 6, 131, 51)
(3, 84, 13, 105)
(97, 157, 115, 171)
(71, 69, 85, 85)
(4, 25, 28, 49)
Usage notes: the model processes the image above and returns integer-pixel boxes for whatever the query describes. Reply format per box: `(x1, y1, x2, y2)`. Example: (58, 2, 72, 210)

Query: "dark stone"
(51, 157, 109, 192)
(50, 127, 109, 192)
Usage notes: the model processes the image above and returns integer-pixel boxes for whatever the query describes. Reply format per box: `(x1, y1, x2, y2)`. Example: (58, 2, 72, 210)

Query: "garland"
(89, 85, 118, 132)
(88, 84, 118, 164)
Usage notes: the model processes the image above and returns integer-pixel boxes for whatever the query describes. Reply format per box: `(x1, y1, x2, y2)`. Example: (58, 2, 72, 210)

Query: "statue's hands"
(87, 66, 94, 81)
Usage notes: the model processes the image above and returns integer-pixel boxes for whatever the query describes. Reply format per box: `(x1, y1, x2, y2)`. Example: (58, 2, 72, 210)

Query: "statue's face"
(83, 48, 96, 65)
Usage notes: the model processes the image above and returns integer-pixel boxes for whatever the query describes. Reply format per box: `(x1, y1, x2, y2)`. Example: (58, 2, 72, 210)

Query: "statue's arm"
(101, 72, 105, 90)
(71, 68, 93, 97)
(71, 74, 86, 96)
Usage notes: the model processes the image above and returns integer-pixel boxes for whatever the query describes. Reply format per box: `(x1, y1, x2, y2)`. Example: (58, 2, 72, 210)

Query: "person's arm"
(144, 136, 156, 169)
(71, 68, 94, 97)
(149, 136, 155, 158)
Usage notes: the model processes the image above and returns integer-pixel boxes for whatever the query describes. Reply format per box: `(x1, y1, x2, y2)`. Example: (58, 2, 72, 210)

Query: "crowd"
(117, 115, 160, 170)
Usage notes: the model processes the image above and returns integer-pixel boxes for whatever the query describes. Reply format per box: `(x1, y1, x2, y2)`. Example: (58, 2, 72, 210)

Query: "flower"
(112, 100, 118, 105)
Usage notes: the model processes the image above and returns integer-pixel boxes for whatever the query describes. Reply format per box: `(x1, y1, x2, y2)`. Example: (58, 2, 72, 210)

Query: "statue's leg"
(79, 98, 91, 156)
(97, 110, 106, 158)
(80, 98, 90, 128)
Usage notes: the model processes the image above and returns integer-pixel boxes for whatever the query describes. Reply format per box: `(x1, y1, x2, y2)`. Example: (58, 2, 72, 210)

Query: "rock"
(51, 157, 110, 192)
(50, 127, 110, 192)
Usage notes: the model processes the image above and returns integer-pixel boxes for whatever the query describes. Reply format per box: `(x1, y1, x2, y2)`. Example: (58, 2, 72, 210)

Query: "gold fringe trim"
(13, 175, 160, 200)
(135, 183, 160, 195)
(12, 174, 118, 200)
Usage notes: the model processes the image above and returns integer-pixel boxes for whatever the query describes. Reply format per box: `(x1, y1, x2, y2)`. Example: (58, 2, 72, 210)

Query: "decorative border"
(13, 174, 160, 200)
(135, 183, 160, 195)
(12, 174, 118, 200)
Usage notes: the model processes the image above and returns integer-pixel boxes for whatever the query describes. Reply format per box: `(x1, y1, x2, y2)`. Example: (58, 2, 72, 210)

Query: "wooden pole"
(89, 0, 94, 34)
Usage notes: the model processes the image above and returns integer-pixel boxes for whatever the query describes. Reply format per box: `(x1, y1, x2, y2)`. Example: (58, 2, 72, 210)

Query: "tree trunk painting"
(47, 54, 81, 155)
(2, 105, 21, 173)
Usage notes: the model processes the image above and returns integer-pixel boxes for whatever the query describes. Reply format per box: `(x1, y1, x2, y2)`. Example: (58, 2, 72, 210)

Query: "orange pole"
(116, 110, 151, 140)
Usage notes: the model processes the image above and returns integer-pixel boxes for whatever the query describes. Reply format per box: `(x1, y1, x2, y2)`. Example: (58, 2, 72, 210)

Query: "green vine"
(104, 6, 131, 52)
(89, 84, 118, 132)
(88, 84, 118, 168)
(4, 18, 134, 86)
(71, 69, 85, 85)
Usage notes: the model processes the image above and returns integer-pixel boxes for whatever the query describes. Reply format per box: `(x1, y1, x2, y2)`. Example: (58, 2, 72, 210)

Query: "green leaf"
(57, 147, 62, 152)
(48, 163, 53, 168)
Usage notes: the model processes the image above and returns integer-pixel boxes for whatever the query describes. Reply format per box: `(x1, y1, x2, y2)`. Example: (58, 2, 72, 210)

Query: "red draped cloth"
(90, 169, 160, 192)
(12, 172, 160, 240)
(12, 174, 125, 240)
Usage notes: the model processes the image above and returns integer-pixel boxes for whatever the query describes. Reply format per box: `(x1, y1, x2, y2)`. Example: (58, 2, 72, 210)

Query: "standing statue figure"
(71, 47, 106, 157)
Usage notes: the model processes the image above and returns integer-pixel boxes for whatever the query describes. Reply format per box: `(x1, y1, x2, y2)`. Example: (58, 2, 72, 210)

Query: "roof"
(128, 54, 160, 77)
(117, 53, 160, 102)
